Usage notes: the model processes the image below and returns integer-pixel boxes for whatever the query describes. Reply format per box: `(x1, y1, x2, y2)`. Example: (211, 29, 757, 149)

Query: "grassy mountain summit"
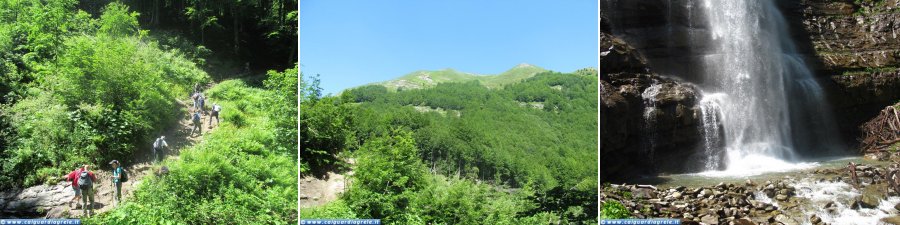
(374, 63, 548, 90)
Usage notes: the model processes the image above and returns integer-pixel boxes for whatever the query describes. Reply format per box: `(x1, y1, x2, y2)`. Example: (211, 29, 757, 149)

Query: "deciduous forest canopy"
(301, 69, 599, 224)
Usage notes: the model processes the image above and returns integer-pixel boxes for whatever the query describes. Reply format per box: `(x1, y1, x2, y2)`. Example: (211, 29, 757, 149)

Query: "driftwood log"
(860, 104, 900, 153)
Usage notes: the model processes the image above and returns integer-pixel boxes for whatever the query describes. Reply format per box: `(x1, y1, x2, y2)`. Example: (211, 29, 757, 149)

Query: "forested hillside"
(301, 69, 598, 224)
(78, 0, 297, 71)
(1, 0, 297, 223)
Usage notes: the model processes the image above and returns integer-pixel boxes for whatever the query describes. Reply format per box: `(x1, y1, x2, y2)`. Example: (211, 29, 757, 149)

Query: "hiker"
(191, 91, 201, 110)
(194, 83, 201, 94)
(64, 165, 85, 208)
(77, 165, 97, 216)
(153, 136, 168, 162)
(110, 160, 124, 206)
(849, 162, 860, 188)
(190, 110, 202, 136)
(209, 103, 221, 126)
(198, 93, 206, 114)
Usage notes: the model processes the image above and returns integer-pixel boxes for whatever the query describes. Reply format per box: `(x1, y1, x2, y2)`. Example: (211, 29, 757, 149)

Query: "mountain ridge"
(365, 63, 549, 91)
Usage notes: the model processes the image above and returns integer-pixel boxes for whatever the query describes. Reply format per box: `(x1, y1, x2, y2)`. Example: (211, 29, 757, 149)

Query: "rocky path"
(602, 163, 900, 225)
(0, 96, 219, 218)
(300, 158, 354, 209)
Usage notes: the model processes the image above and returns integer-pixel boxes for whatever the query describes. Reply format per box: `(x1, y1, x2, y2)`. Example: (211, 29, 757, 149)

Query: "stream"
(638, 157, 900, 225)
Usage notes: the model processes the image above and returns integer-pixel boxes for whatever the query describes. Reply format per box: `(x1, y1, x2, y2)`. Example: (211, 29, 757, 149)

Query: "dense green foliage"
(302, 71, 598, 223)
(2, 1, 297, 223)
(265, 65, 299, 158)
(90, 74, 298, 224)
(600, 200, 630, 219)
(299, 83, 354, 175)
(348, 72, 597, 191)
(0, 1, 206, 189)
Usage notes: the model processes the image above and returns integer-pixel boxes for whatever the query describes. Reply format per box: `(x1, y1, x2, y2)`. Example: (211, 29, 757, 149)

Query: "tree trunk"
(287, 39, 296, 65)
(233, 6, 240, 55)
(151, 0, 160, 27)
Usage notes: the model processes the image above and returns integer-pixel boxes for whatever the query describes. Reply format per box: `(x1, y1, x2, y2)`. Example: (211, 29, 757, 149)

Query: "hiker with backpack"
(198, 93, 206, 115)
(191, 91, 201, 111)
(109, 160, 127, 206)
(190, 110, 202, 136)
(153, 136, 168, 162)
(76, 165, 97, 216)
(209, 103, 221, 127)
(64, 165, 85, 208)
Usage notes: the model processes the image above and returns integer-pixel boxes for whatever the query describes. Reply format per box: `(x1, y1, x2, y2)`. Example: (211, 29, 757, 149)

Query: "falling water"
(699, 93, 726, 170)
(697, 0, 842, 174)
(642, 83, 662, 166)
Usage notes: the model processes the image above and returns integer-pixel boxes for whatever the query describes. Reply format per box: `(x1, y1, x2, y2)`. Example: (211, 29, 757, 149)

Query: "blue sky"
(300, 1, 598, 95)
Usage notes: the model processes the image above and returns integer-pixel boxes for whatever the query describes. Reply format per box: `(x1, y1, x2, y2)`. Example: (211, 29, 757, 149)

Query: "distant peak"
(514, 63, 534, 68)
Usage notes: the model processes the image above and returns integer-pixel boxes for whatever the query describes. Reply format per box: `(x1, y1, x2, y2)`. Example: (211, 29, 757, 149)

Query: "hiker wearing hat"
(110, 160, 125, 206)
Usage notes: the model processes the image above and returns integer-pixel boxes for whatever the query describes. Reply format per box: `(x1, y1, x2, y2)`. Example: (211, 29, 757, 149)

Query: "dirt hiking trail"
(0, 93, 220, 218)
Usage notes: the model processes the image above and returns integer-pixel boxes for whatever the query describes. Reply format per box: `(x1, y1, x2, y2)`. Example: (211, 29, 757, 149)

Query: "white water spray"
(793, 179, 900, 225)
(697, 0, 841, 175)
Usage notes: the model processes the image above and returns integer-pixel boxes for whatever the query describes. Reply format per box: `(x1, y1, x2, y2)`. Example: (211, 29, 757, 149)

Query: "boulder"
(700, 214, 719, 225)
(775, 214, 799, 225)
(810, 214, 822, 224)
(775, 194, 789, 201)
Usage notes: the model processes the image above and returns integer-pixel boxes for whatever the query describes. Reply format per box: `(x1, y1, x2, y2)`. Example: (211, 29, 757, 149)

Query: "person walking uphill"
(190, 110, 202, 136)
(64, 165, 85, 208)
(77, 165, 97, 217)
(198, 93, 206, 114)
(209, 103, 221, 127)
(153, 136, 168, 162)
(191, 91, 201, 111)
(109, 160, 126, 207)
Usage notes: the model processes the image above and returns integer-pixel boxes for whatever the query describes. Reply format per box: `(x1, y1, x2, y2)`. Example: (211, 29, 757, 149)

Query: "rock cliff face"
(601, 31, 706, 182)
(601, 0, 900, 181)
(787, 0, 900, 142)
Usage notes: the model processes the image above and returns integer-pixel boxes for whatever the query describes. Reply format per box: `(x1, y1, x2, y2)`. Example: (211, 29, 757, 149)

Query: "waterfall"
(699, 93, 726, 170)
(642, 83, 662, 166)
(696, 0, 843, 175)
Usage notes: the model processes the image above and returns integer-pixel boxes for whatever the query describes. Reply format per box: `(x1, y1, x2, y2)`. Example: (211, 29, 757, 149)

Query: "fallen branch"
(860, 104, 900, 154)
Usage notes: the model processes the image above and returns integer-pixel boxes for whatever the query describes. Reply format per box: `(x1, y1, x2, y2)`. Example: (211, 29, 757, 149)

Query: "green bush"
(345, 129, 428, 223)
(303, 200, 359, 219)
(600, 200, 630, 219)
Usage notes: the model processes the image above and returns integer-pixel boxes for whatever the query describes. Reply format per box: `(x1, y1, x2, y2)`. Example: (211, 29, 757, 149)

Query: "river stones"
(734, 218, 754, 225)
(882, 216, 900, 225)
(632, 187, 655, 199)
(774, 213, 800, 225)
(700, 214, 719, 225)
(851, 198, 876, 209)
(699, 189, 712, 198)
(860, 183, 887, 207)
(672, 191, 683, 199)
(810, 214, 822, 224)
(775, 194, 788, 201)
